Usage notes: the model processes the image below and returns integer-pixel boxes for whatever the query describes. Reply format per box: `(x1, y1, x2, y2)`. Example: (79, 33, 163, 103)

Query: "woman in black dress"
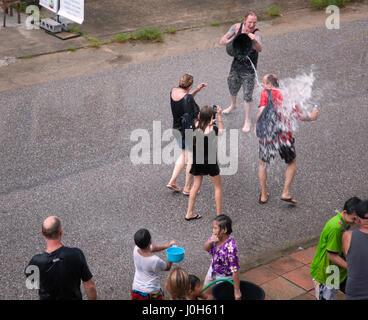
(185, 105, 223, 221)
(166, 74, 207, 194)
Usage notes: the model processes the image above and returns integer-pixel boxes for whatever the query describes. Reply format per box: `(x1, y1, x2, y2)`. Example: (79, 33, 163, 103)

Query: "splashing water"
(247, 56, 260, 87)
(255, 70, 318, 163)
(278, 71, 316, 134)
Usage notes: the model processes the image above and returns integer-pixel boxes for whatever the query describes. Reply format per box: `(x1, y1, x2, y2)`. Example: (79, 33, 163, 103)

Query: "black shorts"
(190, 163, 220, 177)
(259, 139, 296, 164)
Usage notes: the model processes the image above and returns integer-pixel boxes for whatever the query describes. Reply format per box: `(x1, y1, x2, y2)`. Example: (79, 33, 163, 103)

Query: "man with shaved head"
(25, 216, 97, 300)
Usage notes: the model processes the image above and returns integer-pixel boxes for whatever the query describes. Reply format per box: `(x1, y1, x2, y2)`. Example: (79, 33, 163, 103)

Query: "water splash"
(256, 70, 318, 163)
(247, 56, 260, 87)
(278, 71, 317, 135)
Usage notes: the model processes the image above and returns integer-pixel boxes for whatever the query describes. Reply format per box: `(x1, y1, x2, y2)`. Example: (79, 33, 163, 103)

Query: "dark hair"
(189, 274, 200, 291)
(266, 74, 279, 88)
(355, 200, 368, 219)
(134, 228, 151, 249)
(197, 105, 215, 132)
(343, 197, 361, 215)
(42, 217, 61, 240)
(214, 214, 233, 235)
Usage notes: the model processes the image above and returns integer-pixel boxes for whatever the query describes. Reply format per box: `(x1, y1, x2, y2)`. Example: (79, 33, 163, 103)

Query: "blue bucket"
(166, 245, 185, 263)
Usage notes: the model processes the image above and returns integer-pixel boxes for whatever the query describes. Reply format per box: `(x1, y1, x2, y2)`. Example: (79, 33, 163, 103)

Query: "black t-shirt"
(25, 246, 93, 300)
(170, 92, 200, 131)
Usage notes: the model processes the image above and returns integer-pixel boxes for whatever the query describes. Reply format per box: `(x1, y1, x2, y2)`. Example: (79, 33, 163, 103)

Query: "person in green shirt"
(310, 197, 361, 300)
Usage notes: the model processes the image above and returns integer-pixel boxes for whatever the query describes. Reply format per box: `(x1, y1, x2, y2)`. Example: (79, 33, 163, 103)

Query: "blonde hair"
(165, 267, 190, 300)
(179, 74, 193, 90)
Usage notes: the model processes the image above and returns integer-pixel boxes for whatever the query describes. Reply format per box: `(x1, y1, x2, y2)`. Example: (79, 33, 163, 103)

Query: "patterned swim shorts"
(227, 70, 255, 102)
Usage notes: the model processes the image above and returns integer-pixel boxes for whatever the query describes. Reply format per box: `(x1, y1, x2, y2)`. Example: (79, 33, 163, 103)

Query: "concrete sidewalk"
(239, 244, 345, 300)
(0, 0, 311, 59)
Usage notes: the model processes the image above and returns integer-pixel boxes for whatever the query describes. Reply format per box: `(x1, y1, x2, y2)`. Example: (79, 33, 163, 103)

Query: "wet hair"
(42, 217, 62, 240)
(166, 267, 190, 300)
(134, 228, 151, 249)
(355, 200, 368, 219)
(266, 74, 279, 88)
(197, 105, 215, 132)
(189, 274, 200, 291)
(214, 214, 233, 235)
(179, 74, 193, 90)
(343, 197, 362, 215)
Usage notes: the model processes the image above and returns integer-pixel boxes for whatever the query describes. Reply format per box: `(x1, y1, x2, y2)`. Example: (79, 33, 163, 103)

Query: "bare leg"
(186, 176, 203, 219)
(281, 158, 297, 202)
(242, 101, 252, 133)
(222, 95, 237, 114)
(183, 151, 194, 192)
(210, 175, 222, 215)
(167, 150, 186, 189)
(258, 160, 269, 202)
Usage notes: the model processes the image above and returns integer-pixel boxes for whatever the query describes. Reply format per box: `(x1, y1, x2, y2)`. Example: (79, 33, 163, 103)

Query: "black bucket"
(226, 33, 253, 58)
(212, 280, 265, 300)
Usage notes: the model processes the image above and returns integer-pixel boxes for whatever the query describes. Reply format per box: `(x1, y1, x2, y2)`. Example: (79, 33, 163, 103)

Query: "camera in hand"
(213, 105, 217, 115)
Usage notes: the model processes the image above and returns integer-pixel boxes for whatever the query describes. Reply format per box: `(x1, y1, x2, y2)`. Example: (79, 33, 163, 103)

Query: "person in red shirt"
(254, 74, 319, 204)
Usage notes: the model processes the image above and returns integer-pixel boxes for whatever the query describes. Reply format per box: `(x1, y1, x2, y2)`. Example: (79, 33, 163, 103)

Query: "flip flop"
(166, 184, 180, 192)
(185, 214, 202, 221)
(281, 197, 297, 204)
(259, 193, 269, 204)
(183, 189, 200, 196)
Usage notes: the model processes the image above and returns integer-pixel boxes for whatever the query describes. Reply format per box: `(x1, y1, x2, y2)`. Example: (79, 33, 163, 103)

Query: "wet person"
(167, 74, 207, 195)
(254, 73, 319, 204)
(131, 228, 176, 300)
(310, 197, 361, 300)
(203, 215, 241, 300)
(342, 200, 368, 300)
(220, 11, 262, 133)
(185, 105, 223, 221)
(25, 216, 97, 300)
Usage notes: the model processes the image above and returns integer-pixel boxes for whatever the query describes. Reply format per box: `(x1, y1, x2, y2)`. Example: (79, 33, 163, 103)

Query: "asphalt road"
(0, 19, 367, 300)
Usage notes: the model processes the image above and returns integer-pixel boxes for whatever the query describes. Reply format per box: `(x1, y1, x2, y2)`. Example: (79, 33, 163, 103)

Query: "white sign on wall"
(58, 0, 84, 24)
(39, 0, 59, 14)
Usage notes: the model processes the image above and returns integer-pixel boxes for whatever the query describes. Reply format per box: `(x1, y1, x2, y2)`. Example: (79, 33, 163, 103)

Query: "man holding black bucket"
(220, 11, 262, 133)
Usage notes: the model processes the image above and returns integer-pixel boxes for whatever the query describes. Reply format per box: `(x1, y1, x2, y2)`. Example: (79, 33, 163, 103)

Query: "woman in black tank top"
(166, 74, 207, 195)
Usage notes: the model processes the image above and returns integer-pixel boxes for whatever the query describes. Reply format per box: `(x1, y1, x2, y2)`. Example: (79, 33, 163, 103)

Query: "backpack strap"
(237, 23, 243, 36)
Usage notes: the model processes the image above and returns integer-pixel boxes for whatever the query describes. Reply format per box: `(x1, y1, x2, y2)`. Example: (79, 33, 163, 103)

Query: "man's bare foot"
(242, 122, 251, 133)
(222, 105, 236, 114)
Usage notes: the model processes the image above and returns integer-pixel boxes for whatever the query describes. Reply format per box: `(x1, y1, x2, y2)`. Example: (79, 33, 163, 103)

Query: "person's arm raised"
(151, 240, 176, 252)
(190, 83, 207, 97)
(204, 234, 218, 252)
(248, 31, 262, 52)
(219, 24, 237, 45)
(216, 106, 224, 136)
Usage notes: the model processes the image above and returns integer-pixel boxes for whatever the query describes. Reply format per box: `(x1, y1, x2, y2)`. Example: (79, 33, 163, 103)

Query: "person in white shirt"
(131, 228, 176, 300)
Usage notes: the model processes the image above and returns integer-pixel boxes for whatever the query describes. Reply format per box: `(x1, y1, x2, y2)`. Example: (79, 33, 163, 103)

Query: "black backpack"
(256, 89, 281, 142)
(180, 95, 194, 133)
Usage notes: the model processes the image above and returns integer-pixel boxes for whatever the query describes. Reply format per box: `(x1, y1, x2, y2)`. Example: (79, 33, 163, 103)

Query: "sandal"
(166, 184, 180, 192)
(185, 214, 202, 221)
(183, 189, 200, 196)
(281, 197, 297, 204)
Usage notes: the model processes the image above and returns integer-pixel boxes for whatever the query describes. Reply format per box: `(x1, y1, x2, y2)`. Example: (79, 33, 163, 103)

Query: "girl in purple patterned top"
(203, 215, 242, 300)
